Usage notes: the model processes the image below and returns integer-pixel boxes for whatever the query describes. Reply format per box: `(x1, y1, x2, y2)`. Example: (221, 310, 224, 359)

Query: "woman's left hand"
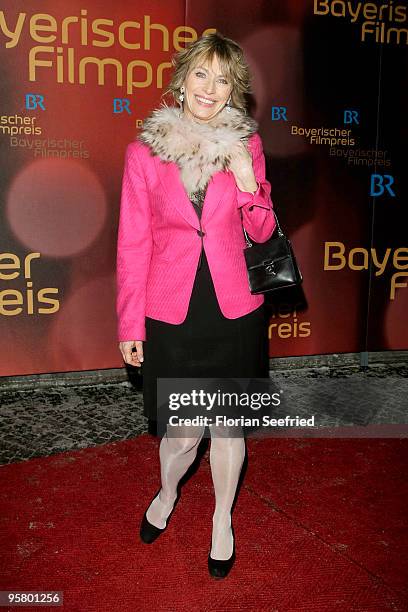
(228, 141, 258, 193)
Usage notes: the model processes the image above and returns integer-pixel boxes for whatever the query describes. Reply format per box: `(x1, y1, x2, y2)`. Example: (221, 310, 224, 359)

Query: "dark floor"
(0, 363, 407, 465)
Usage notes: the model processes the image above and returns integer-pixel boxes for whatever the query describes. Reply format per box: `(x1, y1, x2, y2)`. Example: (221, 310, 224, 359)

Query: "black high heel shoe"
(208, 523, 236, 579)
(139, 486, 180, 544)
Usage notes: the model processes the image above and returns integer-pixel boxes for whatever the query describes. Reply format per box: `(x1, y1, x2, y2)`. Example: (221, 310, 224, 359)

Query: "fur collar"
(137, 104, 258, 194)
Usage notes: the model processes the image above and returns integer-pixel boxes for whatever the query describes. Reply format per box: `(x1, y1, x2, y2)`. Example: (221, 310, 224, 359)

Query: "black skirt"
(141, 253, 269, 422)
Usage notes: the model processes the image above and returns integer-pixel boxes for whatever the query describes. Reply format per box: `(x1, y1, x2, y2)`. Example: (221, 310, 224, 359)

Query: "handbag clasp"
(264, 260, 276, 275)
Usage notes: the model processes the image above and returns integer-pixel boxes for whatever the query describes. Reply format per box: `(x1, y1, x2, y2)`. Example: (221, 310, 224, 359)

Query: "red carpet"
(1, 436, 407, 611)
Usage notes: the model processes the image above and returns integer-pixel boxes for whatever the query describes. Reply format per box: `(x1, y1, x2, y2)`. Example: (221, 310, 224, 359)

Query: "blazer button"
(197, 230, 205, 236)
(249, 206, 254, 211)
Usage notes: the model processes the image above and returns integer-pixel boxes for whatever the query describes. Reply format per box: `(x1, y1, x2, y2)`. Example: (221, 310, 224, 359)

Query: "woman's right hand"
(119, 340, 144, 367)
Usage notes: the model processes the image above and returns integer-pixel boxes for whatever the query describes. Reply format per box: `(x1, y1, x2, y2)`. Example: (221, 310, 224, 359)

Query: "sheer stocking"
(145, 423, 245, 562)
(146, 424, 205, 528)
(209, 425, 245, 559)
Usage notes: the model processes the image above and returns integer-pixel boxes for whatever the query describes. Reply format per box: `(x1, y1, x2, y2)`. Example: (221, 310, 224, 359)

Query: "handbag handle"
(241, 207, 284, 248)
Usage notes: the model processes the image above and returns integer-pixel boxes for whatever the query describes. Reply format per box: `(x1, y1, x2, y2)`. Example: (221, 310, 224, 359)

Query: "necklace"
(188, 184, 208, 207)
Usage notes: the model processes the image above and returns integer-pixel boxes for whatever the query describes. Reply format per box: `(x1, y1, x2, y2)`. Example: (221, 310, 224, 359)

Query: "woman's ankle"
(159, 488, 178, 505)
(212, 511, 232, 526)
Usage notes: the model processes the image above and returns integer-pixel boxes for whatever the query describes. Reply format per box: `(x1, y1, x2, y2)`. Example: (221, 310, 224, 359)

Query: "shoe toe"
(207, 550, 235, 579)
(139, 512, 165, 544)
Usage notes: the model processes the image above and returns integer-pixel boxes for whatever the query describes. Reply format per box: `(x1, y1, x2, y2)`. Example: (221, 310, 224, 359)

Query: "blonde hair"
(162, 32, 252, 112)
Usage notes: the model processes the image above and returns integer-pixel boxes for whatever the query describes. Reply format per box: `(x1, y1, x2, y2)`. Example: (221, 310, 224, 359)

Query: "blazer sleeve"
(116, 142, 153, 342)
(236, 132, 277, 243)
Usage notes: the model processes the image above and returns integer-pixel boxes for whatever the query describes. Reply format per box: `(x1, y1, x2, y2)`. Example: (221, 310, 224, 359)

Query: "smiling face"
(182, 54, 233, 123)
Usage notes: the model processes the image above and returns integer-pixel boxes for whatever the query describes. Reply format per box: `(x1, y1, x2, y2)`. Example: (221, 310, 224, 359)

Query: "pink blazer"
(116, 131, 276, 341)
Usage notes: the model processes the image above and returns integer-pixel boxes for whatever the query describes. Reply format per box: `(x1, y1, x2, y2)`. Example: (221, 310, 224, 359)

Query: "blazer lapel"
(158, 159, 234, 229)
(158, 160, 201, 230)
(201, 170, 235, 225)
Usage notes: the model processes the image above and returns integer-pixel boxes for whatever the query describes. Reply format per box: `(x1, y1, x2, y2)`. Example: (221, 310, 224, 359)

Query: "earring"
(178, 86, 185, 118)
(226, 95, 232, 113)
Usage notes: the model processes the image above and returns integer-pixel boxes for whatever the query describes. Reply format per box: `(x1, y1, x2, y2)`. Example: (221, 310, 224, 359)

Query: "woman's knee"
(165, 425, 205, 453)
(209, 429, 246, 459)
(209, 424, 244, 442)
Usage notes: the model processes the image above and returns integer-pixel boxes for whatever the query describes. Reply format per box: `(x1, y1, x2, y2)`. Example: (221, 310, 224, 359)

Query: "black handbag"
(241, 208, 303, 294)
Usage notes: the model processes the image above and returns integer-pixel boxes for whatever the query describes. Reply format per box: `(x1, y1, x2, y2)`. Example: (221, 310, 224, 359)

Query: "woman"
(116, 32, 276, 579)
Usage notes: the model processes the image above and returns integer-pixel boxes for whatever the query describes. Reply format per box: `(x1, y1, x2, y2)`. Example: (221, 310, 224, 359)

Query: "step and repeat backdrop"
(0, 0, 407, 376)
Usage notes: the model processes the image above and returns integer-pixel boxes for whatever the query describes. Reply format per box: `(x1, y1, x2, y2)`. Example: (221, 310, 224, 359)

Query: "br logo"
(25, 94, 45, 110)
(271, 106, 287, 121)
(113, 99, 131, 114)
(370, 174, 396, 197)
(344, 110, 359, 124)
